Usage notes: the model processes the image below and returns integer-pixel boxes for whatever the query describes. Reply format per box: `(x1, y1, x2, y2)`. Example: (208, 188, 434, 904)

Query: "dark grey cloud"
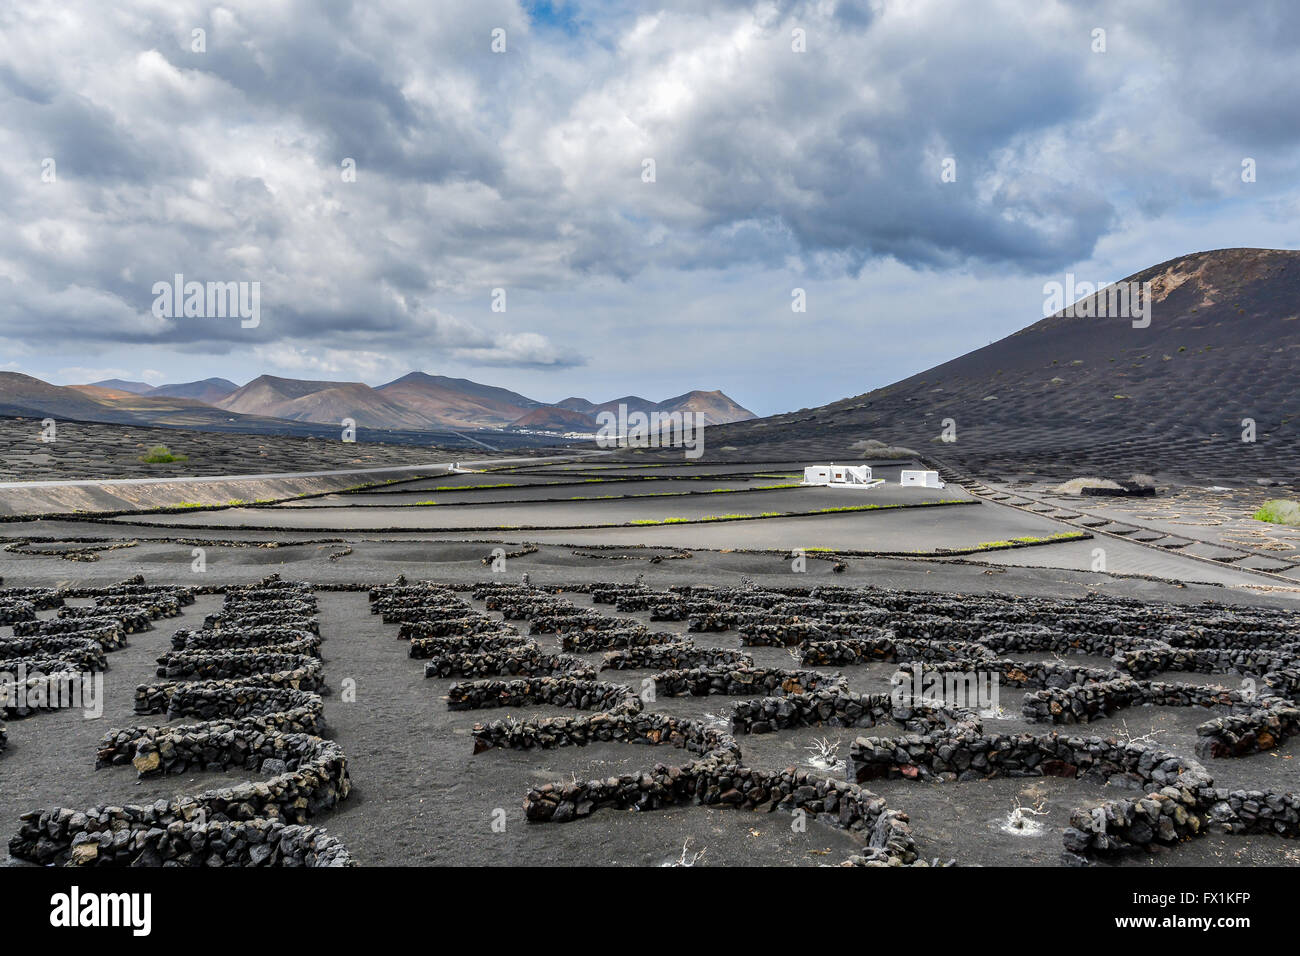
(0, 0, 1297, 396)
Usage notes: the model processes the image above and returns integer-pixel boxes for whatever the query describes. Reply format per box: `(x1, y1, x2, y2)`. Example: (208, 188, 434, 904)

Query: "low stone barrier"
(22, 572, 360, 867)
(893, 657, 1115, 691)
(0, 635, 107, 672)
(560, 629, 678, 652)
(224, 588, 316, 610)
(369, 582, 455, 604)
(978, 626, 1135, 659)
(14, 616, 132, 641)
(1203, 788, 1300, 837)
(409, 634, 532, 657)
(1264, 668, 1300, 700)
(529, 613, 627, 635)
(399, 617, 516, 639)
(1195, 699, 1300, 758)
(61, 581, 194, 607)
(99, 723, 333, 779)
(0, 588, 64, 612)
(0, 600, 37, 625)
(1022, 678, 1264, 725)
(731, 690, 971, 736)
(615, 594, 671, 612)
(1115, 642, 1294, 678)
(135, 664, 326, 715)
(471, 709, 737, 757)
(11, 738, 351, 864)
(799, 636, 896, 666)
(849, 726, 1208, 793)
(15, 622, 127, 652)
(155, 645, 320, 680)
(485, 597, 581, 617)
(171, 626, 320, 653)
(16, 817, 352, 867)
(370, 595, 464, 616)
(737, 622, 833, 646)
(423, 647, 595, 680)
(1063, 776, 1208, 855)
(203, 608, 319, 633)
(600, 642, 751, 671)
(56, 605, 153, 632)
(447, 677, 639, 713)
(592, 585, 657, 605)
(95, 594, 182, 619)
(655, 666, 843, 699)
(800, 636, 993, 665)
(98, 687, 325, 771)
(521, 756, 927, 866)
(817, 608, 894, 627)
(377, 604, 474, 625)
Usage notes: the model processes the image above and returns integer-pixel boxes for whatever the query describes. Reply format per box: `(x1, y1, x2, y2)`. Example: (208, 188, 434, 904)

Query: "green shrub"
(140, 444, 187, 464)
(1254, 500, 1300, 526)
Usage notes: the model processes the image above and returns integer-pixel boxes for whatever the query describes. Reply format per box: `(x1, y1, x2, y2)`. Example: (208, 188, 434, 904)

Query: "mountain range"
(702, 247, 1300, 480)
(0, 370, 753, 435)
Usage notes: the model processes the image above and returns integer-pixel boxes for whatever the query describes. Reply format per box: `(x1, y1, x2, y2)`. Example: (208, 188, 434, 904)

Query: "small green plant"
(1254, 500, 1300, 527)
(971, 532, 1086, 551)
(140, 444, 187, 463)
(427, 483, 515, 491)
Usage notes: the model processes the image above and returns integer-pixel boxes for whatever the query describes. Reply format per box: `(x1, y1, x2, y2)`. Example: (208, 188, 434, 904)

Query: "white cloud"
(1, 0, 1298, 414)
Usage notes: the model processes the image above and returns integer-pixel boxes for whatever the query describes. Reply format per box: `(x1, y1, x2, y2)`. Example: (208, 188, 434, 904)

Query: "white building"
(900, 469, 945, 488)
(802, 464, 876, 486)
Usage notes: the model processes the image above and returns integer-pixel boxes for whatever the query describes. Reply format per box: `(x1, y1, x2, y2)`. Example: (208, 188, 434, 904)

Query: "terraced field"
(1, 454, 1297, 868)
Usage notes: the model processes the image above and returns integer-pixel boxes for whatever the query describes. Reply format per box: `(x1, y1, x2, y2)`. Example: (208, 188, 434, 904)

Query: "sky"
(2, 0, 1300, 416)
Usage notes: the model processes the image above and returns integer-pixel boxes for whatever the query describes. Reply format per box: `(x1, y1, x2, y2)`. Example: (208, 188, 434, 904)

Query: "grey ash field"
(1, 448, 1299, 867)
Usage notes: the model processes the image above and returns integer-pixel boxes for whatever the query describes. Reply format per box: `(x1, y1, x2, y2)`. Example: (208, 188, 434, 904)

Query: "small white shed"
(900, 469, 945, 488)
(802, 464, 874, 486)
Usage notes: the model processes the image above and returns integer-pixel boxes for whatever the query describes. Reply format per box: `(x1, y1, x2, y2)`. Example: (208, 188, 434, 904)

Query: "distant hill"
(83, 377, 239, 404)
(551, 390, 756, 428)
(510, 406, 599, 432)
(216, 376, 431, 430)
(650, 390, 757, 427)
(89, 379, 155, 395)
(149, 378, 239, 403)
(702, 248, 1300, 481)
(555, 397, 597, 414)
(70, 384, 139, 401)
(374, 372, 543, 430)
(0, 372, 308, 433)
(9, 369, 754, 438)
(3, 373, 132, 420)
(210, 372, 754, 432)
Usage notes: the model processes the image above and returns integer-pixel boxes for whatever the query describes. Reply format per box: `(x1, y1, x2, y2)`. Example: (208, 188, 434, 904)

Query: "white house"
(802, 464, 876, 487)
(900, 469, 945, 489)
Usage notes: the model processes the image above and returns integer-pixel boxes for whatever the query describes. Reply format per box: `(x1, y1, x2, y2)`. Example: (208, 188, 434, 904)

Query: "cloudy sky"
(2, 0, 1298, 415)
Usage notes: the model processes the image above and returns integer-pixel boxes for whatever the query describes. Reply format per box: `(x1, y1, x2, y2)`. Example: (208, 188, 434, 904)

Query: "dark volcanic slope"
(706, 248, 1300, 482)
